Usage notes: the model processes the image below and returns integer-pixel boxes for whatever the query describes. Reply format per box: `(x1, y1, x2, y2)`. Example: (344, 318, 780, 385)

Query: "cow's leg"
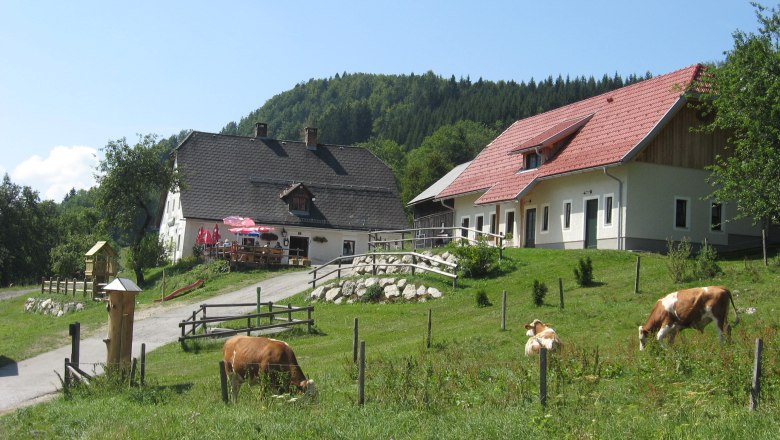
(666, 326, 679, 345)
(714, 317, 726, 345)
(657, 324, 674, 344)
(229, 373, 242, 403)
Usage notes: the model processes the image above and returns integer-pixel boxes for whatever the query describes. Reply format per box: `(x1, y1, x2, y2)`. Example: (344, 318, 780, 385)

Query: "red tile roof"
(436, 65, 703, 205)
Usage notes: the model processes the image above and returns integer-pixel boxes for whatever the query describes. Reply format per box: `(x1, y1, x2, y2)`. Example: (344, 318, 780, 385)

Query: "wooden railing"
(368, 227, 504, 260)
(41, 277, 96, 298)
(179, 301, 314, 342)
(308, 251, 458, 289)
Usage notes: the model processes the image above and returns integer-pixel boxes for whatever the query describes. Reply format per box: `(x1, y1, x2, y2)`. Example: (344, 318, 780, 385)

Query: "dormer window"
(279, 182, 314, 216)
(525, 152, 541, 169)
(290, 193, 309, 213)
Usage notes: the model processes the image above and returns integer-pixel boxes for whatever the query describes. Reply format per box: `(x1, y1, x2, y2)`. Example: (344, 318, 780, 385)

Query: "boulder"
(428, 287, 443, 299)
(325, 287, 342, 302)
(416, 285, 427, 298)
(384, 285, 401, 299)
(356, 286, 367, 298)
(310, 286, 326, 300)
(397, 278, 408, 290)
(334, 297, 344, 305)
(402, 284, 417, 300)
(342, 280, 356, 297)
(365, 277, 379, 288)
(379, 278, 395, 287)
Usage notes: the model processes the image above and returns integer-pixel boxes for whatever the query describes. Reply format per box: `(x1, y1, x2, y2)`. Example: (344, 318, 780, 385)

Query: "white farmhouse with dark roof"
(159, 124, 408, 264)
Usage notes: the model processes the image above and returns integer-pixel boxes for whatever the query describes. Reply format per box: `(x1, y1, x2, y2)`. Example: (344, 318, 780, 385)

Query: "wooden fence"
(41, 277, 96, 298)
(179, 301, 314, 342)
(308, 251, 458, 288)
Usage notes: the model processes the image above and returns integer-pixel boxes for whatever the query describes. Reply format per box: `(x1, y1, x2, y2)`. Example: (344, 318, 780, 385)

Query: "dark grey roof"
(176, 132, 408, 231)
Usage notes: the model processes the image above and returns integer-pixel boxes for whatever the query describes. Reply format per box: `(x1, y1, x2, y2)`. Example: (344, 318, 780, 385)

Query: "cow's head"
(300, 379, 317, 397)
(638, 326, 648, 351)
(525, 319, 546, 337)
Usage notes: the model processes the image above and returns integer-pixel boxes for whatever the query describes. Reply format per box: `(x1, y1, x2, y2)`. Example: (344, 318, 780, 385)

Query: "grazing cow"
(638, 286, 739, 350)
(524, 319, 562, 356)
(222, 335, 316, 401)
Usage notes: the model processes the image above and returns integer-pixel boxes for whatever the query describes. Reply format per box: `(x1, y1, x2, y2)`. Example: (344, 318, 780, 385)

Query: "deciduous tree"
(96, 134, 182, 285)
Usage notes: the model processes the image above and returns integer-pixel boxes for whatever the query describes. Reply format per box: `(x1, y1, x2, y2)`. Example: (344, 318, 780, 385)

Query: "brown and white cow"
(222, 335, 316, 401)
(524, 319, 562, 356)
(638, 286, 739, 350)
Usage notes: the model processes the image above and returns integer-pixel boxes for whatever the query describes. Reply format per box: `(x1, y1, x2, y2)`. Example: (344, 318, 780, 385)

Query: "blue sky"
(0, 0, 762, 201)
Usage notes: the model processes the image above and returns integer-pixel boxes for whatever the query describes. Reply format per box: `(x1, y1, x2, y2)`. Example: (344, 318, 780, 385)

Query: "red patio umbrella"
(222, 216, 256, 227)
(212, 224, 221, 244)
(195, 226, 206, 244)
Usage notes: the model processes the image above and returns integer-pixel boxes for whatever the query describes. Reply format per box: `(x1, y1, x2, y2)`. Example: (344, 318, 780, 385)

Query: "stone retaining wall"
(310, 277, 443, 304)
(351, 251, 458, 275)
(24, 297, 85, 317)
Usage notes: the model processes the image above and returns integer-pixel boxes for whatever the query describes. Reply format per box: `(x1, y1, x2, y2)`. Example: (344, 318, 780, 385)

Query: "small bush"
(666, 237, 692, 282)
(694, 240, 721, 279)
(452, 236, 499, 278)
(532, 280, 547, 307)
(573, 256, 594, 287)
(475, 290, 491, 307)
(360, 284, 384, 303)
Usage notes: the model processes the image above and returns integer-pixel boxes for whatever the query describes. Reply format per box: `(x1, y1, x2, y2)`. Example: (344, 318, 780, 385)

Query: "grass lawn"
(1, 248, 779, 439)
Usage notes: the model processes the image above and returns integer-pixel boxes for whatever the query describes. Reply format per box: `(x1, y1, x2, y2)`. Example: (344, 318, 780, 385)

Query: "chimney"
(254, 122, 268, 138)
(304, 127, 318, 150)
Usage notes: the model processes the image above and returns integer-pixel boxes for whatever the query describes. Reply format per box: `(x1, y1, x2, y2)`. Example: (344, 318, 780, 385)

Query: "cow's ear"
(524, 324, 532, 330)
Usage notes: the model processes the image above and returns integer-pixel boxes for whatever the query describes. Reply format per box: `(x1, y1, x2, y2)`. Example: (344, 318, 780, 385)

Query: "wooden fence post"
(539, 347, 547, 408)
(256, 287, 262, 328)
(338, 260, 342, 279)
(501, 290, 507, 330)
(307, 306, 312, 333)
(358, 341, 365, 406)
(64, 357, 71, 390)
(426, 309, 432, 349)
(140, 343, 146, 387)
(559, 278, 564, 310)
(219, 360, 229, 404)
(372, 254, 377, 276)
(48, 278, 53, 295)
(634, 256, 641, 294)
(41, 277, 45, 294)
(64, 278, 68, 296)
(312, 268, 317, 289)
(750, 338, 763, 411)
(353, 318, 359, 364)
(161, 269, 166, 302)
(762, 229, 767, 267)
(82, 278, 87, 297)
(69, 322, 80, 367)
(72, 278, 77, 296)
(56, 277, 61, 294)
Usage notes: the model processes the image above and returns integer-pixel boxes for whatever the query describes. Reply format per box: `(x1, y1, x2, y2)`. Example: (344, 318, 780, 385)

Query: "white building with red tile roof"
(430, 65, 762, 252)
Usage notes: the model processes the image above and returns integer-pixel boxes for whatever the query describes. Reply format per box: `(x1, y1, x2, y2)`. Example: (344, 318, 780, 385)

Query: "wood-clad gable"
(634, 106, 731, 169)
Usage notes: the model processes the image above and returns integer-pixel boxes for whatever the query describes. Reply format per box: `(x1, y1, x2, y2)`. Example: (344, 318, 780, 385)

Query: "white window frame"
(540, 204, 550, 233)
(604, 193, 614, 227)
(562, 200, 572, 230)
(710, 201, 725, 233)
(674, 197, 691, 230)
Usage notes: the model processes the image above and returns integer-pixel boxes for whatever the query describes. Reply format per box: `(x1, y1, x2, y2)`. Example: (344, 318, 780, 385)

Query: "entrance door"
(585, 199, 598, 249)
(289, 236, 310, 258)
(525, 208, 536, 248)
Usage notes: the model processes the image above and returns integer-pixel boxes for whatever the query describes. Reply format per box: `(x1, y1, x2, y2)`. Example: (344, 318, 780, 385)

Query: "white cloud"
(11, 146, 99, 202)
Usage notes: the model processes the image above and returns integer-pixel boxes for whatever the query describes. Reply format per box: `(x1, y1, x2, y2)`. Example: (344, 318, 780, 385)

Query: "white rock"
(416, 285, 427, 297)
(342, 280, 356, 297)
(310, 286, 326, 300)
(56, 310, 64, 317)
(397, 279, 407, 290)
(75, 303, 85, 311)
(365, 277, 379, 288)
(442, 252, 451, 260)
(403, 284, 417, 300)
(356, 286, 367, 298)
(380, 278, 394, 287)
(334, 297, 344, 305)
(402, 255, 413, 264)
(325, 288, 342, 302)
(427, 287, 443, 299)
(386, 265, 397, 274)
(385, 285, 401, 298)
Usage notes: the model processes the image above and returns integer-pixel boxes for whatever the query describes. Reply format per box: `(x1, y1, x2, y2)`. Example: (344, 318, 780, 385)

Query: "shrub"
(452, 236, 499, 278)
(573, 256, 594, 287)
(475, 289, 491, 307)
(360, 284, 383, 303)
(666, 237, 692, 282)
(694, 240, 721, 279)
(532, 280, 547, 307)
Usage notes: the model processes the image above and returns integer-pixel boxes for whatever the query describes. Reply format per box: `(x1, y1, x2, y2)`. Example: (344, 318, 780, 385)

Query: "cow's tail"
(727, 288, 740, 326)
